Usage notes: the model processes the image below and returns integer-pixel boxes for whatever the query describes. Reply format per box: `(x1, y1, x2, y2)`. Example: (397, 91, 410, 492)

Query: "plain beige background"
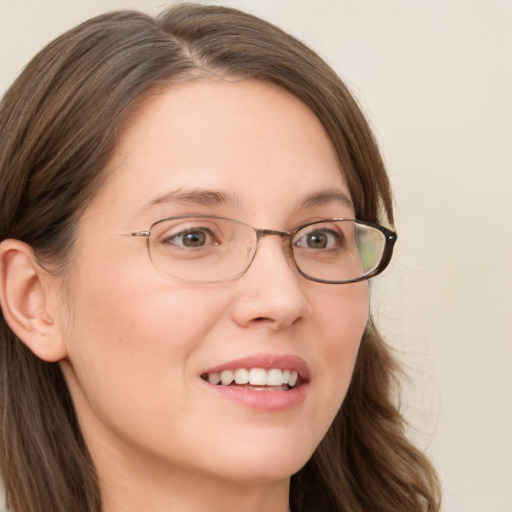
(1, 1, 511, 511)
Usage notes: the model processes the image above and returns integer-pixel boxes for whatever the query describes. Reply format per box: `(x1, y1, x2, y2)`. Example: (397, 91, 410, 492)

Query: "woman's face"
(57, 80, 369, 487)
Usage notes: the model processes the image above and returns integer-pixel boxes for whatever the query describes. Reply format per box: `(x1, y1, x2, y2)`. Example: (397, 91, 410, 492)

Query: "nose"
(230, 236, 312, 330)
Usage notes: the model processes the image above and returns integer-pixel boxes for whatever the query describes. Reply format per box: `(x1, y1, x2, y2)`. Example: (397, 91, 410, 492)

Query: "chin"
(195, 430, 317, 484)
(209, 459, 306, 485)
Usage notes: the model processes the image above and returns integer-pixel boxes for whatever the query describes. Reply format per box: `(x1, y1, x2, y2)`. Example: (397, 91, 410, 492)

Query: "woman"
(0, 4, 440, 512)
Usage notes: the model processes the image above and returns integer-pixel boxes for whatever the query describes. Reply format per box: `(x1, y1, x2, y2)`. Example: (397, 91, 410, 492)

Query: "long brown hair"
(0, 4, 440, 511)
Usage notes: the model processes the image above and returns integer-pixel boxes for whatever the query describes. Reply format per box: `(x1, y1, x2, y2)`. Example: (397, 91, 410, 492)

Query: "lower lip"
(203, 381, 309, 412)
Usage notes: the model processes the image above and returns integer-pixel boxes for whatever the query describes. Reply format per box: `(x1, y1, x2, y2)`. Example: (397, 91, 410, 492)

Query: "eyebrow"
(138, 187, 242, 213)
(299, 189, 354, 210)
(137, 186, 353, 214)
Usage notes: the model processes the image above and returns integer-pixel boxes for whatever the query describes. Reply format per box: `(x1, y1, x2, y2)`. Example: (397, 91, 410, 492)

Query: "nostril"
(253, 317, 270, 323)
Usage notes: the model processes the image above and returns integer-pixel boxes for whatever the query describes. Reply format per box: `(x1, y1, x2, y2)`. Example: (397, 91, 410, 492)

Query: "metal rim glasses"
(125, 215, 397, 284)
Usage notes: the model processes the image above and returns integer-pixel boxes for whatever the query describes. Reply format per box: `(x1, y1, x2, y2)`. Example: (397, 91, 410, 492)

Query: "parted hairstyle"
(0, 4, 440, 512)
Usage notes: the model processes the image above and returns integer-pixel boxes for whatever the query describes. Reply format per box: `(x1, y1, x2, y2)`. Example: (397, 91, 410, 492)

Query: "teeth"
(266, 368, 284, 386)
(248, 368, 267, 386)
(204, 368, 301, 388)
(220, 370, 234, 386)
(234, 368, 249, 384)
(208, 372, 221, 384)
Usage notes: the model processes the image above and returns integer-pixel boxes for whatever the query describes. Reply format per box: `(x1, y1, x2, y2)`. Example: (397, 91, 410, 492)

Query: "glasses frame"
(122, 215, 397, 284)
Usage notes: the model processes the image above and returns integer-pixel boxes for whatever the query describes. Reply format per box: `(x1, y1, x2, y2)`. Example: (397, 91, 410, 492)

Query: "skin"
(48, 80, 369, 512)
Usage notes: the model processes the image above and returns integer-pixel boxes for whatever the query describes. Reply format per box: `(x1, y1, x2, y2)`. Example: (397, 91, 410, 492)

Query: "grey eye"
(305, 232, 328, 249)
(295, 229, 342, 250)
(166, 229, 213, 248)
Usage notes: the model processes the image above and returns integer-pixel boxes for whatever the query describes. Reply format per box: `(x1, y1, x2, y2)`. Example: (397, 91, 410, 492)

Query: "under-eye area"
(201, 368, 302, 390)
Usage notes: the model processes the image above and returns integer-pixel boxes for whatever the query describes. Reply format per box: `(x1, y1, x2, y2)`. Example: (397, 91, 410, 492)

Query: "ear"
(0, 239, 68, 362)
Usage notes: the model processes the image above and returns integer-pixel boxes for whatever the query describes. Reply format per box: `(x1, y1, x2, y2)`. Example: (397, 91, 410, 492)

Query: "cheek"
(61, 257, 229, 429)
(312, 282, 368, 410)
(316, 280, 368, 346)
(66, 279, 224, 377)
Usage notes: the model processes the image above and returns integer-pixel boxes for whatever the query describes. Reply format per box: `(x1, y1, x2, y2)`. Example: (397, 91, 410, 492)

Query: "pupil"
(308, 232, 327, 248)
(184, 231, 205, 247)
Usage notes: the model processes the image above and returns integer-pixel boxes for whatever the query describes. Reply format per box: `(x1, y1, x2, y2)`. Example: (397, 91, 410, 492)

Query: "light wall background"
(1, 1, 511, 511)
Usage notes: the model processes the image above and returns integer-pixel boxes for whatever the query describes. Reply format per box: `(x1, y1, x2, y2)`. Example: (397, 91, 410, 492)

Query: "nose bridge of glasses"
(250, 228, 296, 270)
(255, 228, 291, 241)
(254, 228, 294, 256)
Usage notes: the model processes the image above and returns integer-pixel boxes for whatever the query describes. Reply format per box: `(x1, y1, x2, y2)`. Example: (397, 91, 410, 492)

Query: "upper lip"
(202, 353, 310, 381)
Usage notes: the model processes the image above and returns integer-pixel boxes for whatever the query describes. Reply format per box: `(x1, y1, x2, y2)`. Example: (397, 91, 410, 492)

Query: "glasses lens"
(292, 220, 385, 283)
(145, 216, 390, 284)
(148, 216, 256, 283)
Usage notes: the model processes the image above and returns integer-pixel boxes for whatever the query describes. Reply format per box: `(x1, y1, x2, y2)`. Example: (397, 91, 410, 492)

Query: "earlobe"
(0, 239, 68, 362)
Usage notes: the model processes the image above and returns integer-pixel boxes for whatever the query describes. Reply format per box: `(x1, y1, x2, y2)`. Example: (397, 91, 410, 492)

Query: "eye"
(163, 227, 218, 248)
(294, 229, 343, 250)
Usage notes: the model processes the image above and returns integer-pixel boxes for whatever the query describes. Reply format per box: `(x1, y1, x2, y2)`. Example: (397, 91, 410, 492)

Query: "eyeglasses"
(123, 215, 397, 284)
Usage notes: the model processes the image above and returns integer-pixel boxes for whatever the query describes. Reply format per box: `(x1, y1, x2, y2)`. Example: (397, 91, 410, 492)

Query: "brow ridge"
(139, 187, 241, 212)
(138, 186, 353, 216)
(299, 189, 353, 210)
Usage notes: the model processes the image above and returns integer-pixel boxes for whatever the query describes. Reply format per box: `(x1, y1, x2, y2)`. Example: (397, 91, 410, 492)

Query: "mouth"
(201, 367, 302, 391)
(199, 354, 310, 411)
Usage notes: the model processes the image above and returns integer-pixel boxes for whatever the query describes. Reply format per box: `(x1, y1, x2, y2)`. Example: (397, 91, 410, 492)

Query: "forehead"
(91, 79, 351, 227)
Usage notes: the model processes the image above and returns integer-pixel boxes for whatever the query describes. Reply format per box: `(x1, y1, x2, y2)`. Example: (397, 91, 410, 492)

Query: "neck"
(101, 466, 291, 512)
(92, 440, 291, 512)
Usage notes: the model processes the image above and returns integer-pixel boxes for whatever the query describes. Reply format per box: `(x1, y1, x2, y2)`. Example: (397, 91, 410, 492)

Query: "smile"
(201, 368, 300, 390)
(200, 353, 310, 411)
